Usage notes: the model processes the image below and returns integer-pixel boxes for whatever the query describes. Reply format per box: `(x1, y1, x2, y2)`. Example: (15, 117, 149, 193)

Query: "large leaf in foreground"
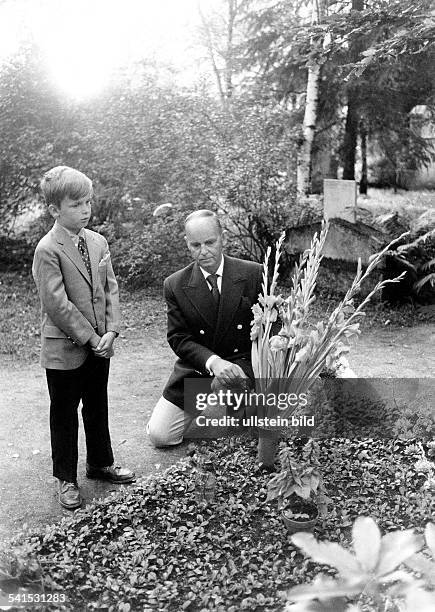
(375, 529, 424, 577)
(425, 523, 435, 558)
(286, 574, 362, 605)
(352, 516, 381, 573)
(291, 534, 361, 580)
(405, 585, 435, 612)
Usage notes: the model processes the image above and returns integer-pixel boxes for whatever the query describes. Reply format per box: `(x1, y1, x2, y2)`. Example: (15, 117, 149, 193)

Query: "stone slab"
(324, 179, 357, 223)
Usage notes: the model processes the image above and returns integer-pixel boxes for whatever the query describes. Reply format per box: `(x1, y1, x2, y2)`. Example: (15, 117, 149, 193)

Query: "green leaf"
(291, 533, 361, 579)
(405, 553, 435, 587)
(425, 523, 435, 558)
(405, 585, 435, 612)
(287, 574, 362, 603)
(352, 517, 381, 572)
(375, 529, 423, 577)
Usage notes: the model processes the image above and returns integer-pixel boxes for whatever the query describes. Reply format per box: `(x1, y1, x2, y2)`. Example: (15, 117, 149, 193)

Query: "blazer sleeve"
(164, 278, 214, 372)
(102, 239, 121, 334)
(32, 245, 99, 346)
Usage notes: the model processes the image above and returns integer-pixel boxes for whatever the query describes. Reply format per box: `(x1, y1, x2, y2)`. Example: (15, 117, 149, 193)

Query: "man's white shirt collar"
(200, 256, 224, 292)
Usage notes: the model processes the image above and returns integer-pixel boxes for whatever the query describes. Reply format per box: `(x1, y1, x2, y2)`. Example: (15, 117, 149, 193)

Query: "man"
(147, 209, 263, 447)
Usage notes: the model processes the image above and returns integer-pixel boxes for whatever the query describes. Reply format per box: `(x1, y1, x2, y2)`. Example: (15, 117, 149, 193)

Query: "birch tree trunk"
(297, 63, 321, 194)
(297, 0, 326, 195)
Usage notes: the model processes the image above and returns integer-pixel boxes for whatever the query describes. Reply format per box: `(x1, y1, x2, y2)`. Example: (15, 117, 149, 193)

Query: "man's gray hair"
(184, 209, 222, 233)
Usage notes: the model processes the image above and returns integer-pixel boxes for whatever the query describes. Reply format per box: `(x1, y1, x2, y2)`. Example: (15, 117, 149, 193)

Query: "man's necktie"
(78, 235, 92, 278)
(207, 273, 220, 310)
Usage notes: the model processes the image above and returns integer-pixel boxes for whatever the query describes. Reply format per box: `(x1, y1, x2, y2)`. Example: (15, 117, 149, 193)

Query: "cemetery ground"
(0, 270, 434, 610)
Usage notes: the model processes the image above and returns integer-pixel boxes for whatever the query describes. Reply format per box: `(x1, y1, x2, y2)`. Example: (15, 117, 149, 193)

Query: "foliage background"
(0, 0, 434, 290)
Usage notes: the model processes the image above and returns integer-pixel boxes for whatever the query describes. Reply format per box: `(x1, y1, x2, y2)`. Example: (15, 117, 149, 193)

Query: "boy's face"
(49, 194, 92, 234)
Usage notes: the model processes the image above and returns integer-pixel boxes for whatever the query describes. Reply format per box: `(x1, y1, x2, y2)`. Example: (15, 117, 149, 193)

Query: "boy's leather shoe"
(86, 464, 135, 484)
(58, 480, 81, 510)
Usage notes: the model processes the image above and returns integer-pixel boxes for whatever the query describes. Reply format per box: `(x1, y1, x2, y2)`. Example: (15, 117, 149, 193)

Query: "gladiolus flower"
(269, 335, 287, 351)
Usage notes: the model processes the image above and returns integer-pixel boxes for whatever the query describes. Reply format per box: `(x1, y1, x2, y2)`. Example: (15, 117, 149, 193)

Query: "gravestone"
(324, 179, 357, 223)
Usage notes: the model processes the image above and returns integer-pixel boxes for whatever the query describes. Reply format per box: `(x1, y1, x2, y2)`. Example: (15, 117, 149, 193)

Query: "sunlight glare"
(32, 0, 134, 99)
(13, 0, 201, 100)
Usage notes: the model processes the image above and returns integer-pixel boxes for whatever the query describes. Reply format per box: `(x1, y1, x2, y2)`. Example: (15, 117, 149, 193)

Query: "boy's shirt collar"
(55, 221, 85, 248)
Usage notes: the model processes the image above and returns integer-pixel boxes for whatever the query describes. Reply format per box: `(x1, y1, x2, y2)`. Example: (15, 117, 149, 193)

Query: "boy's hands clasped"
(89, 331, 117, 358)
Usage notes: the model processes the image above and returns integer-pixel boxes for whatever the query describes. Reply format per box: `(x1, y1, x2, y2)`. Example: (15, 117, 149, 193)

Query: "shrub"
(215, 108, 299, 271)
(109, 209, 190, 288)
(382, 227, 435, 304)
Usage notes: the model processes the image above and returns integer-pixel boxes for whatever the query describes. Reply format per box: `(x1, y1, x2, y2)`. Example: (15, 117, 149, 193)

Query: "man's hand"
(92, 331, 116, 358)
(210, 358, 247, 390)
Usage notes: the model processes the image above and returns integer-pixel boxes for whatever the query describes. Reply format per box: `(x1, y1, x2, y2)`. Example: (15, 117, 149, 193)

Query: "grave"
(285, 218, 385, 265)
(323, 179, 357, 223)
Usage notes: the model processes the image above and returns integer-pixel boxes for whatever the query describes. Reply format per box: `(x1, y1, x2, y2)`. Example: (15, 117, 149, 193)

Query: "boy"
(32, 166, 134, 510)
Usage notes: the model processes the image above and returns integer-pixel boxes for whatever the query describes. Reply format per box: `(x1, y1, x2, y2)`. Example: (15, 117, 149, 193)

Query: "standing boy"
(32, 166, 134, 510)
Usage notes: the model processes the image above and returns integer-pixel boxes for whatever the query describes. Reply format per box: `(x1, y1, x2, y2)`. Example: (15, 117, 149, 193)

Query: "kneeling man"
(147, 210, 262, 447)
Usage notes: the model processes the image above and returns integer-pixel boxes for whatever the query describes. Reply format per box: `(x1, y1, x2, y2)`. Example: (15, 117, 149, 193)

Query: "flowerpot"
(282, 508, 318, 534)
(281, 497, 319, 534)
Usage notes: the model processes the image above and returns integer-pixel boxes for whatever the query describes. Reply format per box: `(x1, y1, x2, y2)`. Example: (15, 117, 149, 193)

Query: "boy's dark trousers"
(46, 352, 114, 483)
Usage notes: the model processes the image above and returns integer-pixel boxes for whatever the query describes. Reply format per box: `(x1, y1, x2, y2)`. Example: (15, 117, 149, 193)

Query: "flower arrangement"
(250, 222, 406, 463)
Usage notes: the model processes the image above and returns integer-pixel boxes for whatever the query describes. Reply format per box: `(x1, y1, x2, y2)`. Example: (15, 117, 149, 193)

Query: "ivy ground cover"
(3, 437, 434, 611)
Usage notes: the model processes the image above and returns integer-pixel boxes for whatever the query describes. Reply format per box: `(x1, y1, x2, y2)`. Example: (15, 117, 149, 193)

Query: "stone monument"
(324, 179, 357, 223)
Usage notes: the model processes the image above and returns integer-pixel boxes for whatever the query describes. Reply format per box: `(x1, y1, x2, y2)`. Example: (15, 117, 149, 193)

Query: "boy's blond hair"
(41, 166, 93, 208)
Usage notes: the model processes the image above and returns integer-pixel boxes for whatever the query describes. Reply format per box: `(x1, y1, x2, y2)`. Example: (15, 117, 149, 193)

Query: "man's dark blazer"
(162, 255, 263, 408)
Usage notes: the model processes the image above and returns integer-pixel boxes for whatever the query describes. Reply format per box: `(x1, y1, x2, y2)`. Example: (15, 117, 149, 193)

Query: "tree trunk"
(297, 63, 321, 194)
(360, 120, 368, 194)
(342, 88, 359, 180)
(297, 0, 326, 195)
(199, 0, 241, 108)
(341, 0, 365, 182)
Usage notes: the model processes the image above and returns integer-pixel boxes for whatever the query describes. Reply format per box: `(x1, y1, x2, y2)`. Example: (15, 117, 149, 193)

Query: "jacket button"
(93, 297, 98, 303)
(200, 329, 205, 335)
(233, 348, 239, 353)
(237, 324, 243, 329)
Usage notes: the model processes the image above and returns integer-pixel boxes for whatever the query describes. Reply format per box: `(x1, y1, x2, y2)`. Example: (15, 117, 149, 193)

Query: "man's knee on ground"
(147, 396, 186, 447)
(147, 421, 180, 447)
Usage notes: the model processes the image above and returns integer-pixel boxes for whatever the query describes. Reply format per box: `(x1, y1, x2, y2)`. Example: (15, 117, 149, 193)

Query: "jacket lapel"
(214, 255, 246, 341)
(182, 256, 248, 337)
(183, 263, 218, 329)
(53, 223, 92, 285)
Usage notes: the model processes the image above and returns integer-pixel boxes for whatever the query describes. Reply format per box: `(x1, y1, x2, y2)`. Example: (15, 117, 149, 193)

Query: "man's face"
(49, 194, 92, 234)
(185, 217, 224, 274)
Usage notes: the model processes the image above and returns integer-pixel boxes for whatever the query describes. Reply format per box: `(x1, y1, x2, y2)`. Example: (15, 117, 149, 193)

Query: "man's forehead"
(185, 218, 220, 240)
